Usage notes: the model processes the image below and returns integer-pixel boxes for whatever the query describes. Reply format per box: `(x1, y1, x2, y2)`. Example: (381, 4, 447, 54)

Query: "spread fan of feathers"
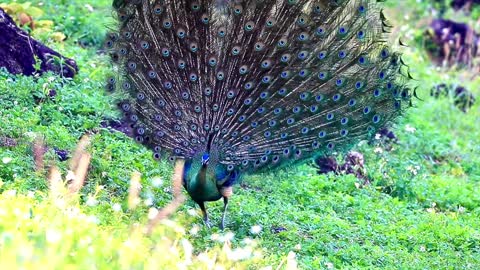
(105, 0, 412, 228)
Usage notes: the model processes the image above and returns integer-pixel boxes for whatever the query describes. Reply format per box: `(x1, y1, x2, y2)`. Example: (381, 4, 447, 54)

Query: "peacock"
(105, 0, 412, 229)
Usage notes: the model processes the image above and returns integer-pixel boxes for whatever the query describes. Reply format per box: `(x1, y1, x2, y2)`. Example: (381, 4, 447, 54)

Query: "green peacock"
(105, 0, 412, 229)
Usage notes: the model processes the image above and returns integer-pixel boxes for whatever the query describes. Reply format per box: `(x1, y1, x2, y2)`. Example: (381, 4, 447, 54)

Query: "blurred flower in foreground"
(405, 124, 416, 133)
(250, 225, 262, 234)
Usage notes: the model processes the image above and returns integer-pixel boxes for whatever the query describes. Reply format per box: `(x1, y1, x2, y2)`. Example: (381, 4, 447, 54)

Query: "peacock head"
(182, 151, 233, 201)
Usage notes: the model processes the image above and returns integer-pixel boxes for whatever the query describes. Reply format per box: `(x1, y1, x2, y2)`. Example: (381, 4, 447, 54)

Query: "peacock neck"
(187, 165, 221, 202)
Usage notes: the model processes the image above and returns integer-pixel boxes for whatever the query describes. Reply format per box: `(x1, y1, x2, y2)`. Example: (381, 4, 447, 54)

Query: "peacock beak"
(201, 153, 210, 166)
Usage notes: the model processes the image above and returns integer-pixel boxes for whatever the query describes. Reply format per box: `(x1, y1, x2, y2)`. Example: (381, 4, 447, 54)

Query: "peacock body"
(105, 0, 411, 228)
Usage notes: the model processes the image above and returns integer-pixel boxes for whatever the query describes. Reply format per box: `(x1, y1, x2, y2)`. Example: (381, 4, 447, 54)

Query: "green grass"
(0, 0, 479, 269)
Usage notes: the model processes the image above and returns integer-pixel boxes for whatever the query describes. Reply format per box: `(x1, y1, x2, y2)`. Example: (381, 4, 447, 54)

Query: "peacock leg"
(198, 201, 211, 228)
(220, 197, 229, 230)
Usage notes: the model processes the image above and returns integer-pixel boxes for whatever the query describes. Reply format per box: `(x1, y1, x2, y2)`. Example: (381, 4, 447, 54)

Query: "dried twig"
(33, 137, 45, 172)
(146, 159, 186, 235)
(128, 171, 142, 210)
(66, 135, 91, 194)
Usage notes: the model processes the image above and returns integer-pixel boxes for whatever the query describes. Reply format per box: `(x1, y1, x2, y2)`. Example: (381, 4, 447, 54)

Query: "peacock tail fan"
(105, 0, 412, 179)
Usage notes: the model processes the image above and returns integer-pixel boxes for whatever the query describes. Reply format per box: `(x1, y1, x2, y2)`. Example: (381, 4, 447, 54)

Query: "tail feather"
(106, 0, 411, 173)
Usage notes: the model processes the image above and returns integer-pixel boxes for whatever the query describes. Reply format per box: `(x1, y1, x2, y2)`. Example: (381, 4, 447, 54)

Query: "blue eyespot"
(381, 48, 389, 58)
(327, 142, 334, 149)
(239, 65, 248, 74)
(316, 27, 325, 36)
(244, 21, 255, 31)
(318, 51, 327, 60)
(363, 106, 371, 114)
(358, 56, 366, 64)
(318, 72, 327, 80)
(154, 5, 163, 14)
(379, 71, 385, 80)
(164, 81, 172, 89)
(355, 81, 364, 89)
(359, 5, 366, 13)
(298, 51, 308, 60)
(357, 30, 365, 39)
(177, 29, 186, 38)
(163, 19, 172, 29)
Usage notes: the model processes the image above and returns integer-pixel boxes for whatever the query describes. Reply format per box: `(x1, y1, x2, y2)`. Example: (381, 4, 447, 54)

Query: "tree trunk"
(0, 7, 78, 78)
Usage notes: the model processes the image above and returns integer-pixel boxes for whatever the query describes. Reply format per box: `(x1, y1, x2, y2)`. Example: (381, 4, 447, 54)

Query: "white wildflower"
(46, 229, 62, 244)
(210, 233, 220, 241)
(189, 225, 200, 236)
(84, 4, 94, 12)
(243, 237, 253, 245)
(85, 196, 98, 207)
(250, 225, 262, 234)
(419, 245, 426, 252)
(144, 198, 153, 206)
(224, 231, 235, 242)
(112, 203, 122, 212)
(406, 165, 418, 176)
(5, 190, 16, 197)
(152, 176, 164, 187)
(181, 239, 193, 264)
(148, 207, 159, 220)
(187, 208, 197, 216)
(286, 251, 298, 270)
(374, 147, 383, 154)
(405, 124, 416, 133)
(325, 262, 334, 269)
(2, 157, 12, 164)
(86, 215, 99, 224)
(228, 247, 253, 261)
(66, 170, 76, 181)
(375, 133, 382, 140)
